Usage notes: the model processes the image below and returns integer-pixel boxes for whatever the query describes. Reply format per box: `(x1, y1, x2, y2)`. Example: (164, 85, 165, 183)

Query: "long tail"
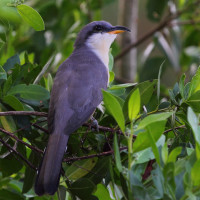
(34, 133, 69, 196)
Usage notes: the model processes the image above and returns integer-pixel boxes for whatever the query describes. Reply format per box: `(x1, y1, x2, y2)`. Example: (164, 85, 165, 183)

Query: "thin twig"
(0, 111, 48, 117)
(83, 123, 130, 137)
(64, 146, 127, 162)
(0, 136, 36, 170)
(164, 125, 186, 134)
(170, 19, 200, 26)
(0, 128, 43, 154)
(32, 124, 49, 134)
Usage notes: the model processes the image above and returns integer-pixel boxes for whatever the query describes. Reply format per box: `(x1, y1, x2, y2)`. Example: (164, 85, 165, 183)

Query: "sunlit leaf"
(128, 88, 140, 121)
(191, 160, 200, 186)
(133, 112, 172, 153)
(187, 107, 200, 145)
(93, 184, 112, 200)
(167, 147, 182, 163)
(186, 91, 200, 112)
(102, 90, 125, 132)
(65, 158, 98, 181)
(188, 67, 200, 97)
(17, 4, 45, 31)
(109, 83, 137, 90)
(0, 103, 16, 132)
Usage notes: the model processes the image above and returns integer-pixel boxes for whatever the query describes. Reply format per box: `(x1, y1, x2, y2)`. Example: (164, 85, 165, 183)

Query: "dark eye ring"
(94, 25, 103, 32)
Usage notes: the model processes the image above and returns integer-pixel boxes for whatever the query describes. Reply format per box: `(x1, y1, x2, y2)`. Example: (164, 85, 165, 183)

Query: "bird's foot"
(91, 116, 99, 132)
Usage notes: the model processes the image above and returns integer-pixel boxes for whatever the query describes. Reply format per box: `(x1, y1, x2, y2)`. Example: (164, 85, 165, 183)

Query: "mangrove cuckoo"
(34, 21, 130, 196)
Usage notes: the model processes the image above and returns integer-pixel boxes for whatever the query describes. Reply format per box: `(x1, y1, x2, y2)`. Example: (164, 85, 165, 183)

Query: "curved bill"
(107, 26, 131, 34)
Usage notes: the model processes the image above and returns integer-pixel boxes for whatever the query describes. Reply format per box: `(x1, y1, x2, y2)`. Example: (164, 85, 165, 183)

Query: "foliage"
(1, 0, 200, 200)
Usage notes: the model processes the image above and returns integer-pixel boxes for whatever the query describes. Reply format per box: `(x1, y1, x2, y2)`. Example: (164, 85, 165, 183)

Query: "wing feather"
(48, 48, 108, 135)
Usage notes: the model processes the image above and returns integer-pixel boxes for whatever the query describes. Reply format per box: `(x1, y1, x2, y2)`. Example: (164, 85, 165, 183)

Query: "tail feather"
(35, 133, 69, 196)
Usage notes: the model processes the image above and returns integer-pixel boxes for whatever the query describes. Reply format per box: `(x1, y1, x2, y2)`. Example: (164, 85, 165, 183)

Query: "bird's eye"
(94, 25, 103, 32)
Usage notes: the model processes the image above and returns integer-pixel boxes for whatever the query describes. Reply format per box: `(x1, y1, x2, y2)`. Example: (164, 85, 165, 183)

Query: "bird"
(34, 21, 130, 196)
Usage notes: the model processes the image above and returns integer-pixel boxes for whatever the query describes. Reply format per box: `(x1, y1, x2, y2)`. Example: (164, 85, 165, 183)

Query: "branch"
(83, 123, 123, 135)
(0, 128, 43, 154)
(64, 146, 127, 162)
(170, 19, 200, 26)
(164, 125, 186, 134)
(32, 124, 49, 134)
(0, 136, 36, 170)
(114, 14, 173, 61)
(0, 111, 48, 117)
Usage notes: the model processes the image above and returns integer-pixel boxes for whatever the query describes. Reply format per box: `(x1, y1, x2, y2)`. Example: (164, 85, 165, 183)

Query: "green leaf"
(188, 67, 200, 97)
(109, 83, 137, 90)
(7, 84, 50, 101)
(22, 152, 39, 193)
(93, 184, 112, 200)
(57, 186, 67, 200)
(68, 178, 96, 199)
(187, 107, 200, 145)
(120, 174, 128, 199)
(152, 164, 164, 198)
(0, 65, 7, 80)
(65, 158, 97, 181)
(191, 160, 200, 186)
(138, 112, 172, 129)
(0, 153, 23, 177)
(17, 4, 45, 31)
(123, 80, 157, 117)
(84, 157, 110, 185)
(46, 73, 53, 91)
(3, 77, 13, 96)
(161, 142, 168, 164)
(184, 82, 190, 100)
(0, 189, 24, 200)
(134, 148, 155, 164)
(179, 73, 186, 99)
(128, 88, 140, 121)
(109, 71, 115, 83)
(102, 90, 125, 132)
(3, 95, 24, 111)
(0, 103, 16, 132)
(3, 54, 20, 72)
(147, 127, 161, 165)
(113, 134, 122, 172)
(133, 112, 172, 153)
(107, 88, 126, 96)
(167, 147, 182, 163)
(186, 90, 200, 112)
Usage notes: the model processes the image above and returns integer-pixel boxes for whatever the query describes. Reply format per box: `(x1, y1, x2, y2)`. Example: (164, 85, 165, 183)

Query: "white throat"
(86, 33, 117, 68)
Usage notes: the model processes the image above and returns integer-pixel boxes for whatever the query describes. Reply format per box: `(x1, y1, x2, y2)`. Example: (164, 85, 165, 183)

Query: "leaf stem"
(128, 121, 133, 170)
(128, 121, 134, 199)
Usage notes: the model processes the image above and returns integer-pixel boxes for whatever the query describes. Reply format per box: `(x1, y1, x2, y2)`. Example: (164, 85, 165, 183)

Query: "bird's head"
(74, 21, 130, 50)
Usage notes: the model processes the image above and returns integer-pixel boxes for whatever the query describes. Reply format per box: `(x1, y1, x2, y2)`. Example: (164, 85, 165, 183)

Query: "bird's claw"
(91, 117, 99, 132)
